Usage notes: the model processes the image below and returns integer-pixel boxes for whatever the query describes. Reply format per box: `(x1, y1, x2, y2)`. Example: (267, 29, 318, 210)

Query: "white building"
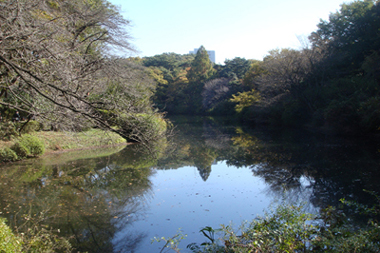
(189, 48, 216, 63)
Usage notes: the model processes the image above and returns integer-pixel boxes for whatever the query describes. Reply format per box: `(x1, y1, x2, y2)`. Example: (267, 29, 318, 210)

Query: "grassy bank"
(0, 129, 128, 252)
(0, 129, 127, 163)
(36, 129, 127, 153)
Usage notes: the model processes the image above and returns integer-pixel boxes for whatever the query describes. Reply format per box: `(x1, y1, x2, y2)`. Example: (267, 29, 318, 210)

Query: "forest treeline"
(139, 0, 380, 135)
(1, 0, 379, 141)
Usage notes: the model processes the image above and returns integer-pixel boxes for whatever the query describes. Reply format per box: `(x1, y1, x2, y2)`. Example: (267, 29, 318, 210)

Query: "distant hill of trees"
(142, 0, 380, 135)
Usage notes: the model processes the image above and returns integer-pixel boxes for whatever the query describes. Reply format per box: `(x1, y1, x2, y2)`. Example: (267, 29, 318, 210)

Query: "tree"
(180, 46, 216, 114)
(242, 60, 267, 90)
(230, 89, 261, 113)
(201, 78, 230, 110)
(0, 0, 163, 142)
(259, 49, 312, 98)
(218, 57, 252, 81)
(186, 46, 215, 84)
(143, 53, 194, 71)
(309, 0, 380, 76)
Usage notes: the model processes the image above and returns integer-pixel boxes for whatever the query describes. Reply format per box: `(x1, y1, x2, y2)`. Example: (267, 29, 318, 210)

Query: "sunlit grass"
(0, 129, 127, 155)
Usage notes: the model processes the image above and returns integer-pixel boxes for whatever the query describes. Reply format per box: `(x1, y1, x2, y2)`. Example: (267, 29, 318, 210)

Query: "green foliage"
(134, 113, 167, 134)
(152, 229, 187, 253)
(310, 0, 379, 74)
(219, 57, 252, 81)
(226, 1, 380, 134)
(19, 121, 41, 134)
(1, 213, 73, 253)
(0, 0, 163, 143)
(104, 112, 168, 143)
(207, 100, 236, 116)
(20, 226, 72, 253)
(242, 60, 267, 89)
(0, 147, 18, 162)
(281, 99, 310, 126)
(147, 67, 169, 85)
(230, 89, 261, 113)
(187, 46, 216, 84)
(227, 205, 314, 252)
(312, 204, 380, 252)
(187, 226, 225, 253)
(0, 122, 18, 141)
(185, 199, 380, 253)
(10, 142, 30, 159)
(358, 96, 380, 131)
(143, 53, 194, 71)
(0, 218, 23, 253)
(19, 134, 45, 157)
(145, 0, 380, 135)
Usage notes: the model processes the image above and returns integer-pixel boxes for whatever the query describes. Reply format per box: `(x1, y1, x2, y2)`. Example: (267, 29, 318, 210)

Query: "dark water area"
(0, 116, 379, 252)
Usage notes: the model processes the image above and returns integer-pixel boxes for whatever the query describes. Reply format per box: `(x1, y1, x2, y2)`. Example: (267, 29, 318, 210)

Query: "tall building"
(189, 48, 216, 63)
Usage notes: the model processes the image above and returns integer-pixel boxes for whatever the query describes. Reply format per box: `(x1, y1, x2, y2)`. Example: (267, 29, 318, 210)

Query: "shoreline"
(0, 129, 129, 164)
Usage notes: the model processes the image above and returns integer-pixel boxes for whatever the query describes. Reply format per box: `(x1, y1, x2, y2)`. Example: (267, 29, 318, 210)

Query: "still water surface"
(0, 116, 379, 252)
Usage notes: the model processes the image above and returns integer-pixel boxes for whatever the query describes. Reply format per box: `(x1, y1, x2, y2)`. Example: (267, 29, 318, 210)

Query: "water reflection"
(0, 116, 379, 252)
(0, 145, 157, 252)
(160, 116, 380, 211)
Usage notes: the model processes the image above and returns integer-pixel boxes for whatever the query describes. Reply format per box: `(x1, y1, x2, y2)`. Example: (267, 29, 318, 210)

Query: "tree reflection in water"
(0, 145, 158, 252)
(0, 116, 379, 251)
(160, 116, 380, 214)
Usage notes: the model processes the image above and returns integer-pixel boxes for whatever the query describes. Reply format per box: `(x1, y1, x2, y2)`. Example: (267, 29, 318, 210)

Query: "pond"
(0, 116, 379, 252)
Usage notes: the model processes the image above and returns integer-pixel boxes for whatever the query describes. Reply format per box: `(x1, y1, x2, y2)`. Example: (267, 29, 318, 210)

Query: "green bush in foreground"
(19, 120, 41, 134)
(0, 218, 22, 253)
(0, 147, 18, 162)
(0, 216, 72, 253)
(0, 122, 18, 141)
(19, 134, 45, 157)
(187, 205, 315, 253)
(20, 227, 72, 253)
(11, 142, 30, 159)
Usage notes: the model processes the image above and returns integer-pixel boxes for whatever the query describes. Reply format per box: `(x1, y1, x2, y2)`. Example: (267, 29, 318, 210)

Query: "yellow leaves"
(230, 89, 261, 113)
(148, 67, 168, 85)
(31, 10, 54, 21)
(47, 0, 60, 10)
(231, 127, 261, 149)
(85, 0, 102, 9)
(40, 59, 49, 65)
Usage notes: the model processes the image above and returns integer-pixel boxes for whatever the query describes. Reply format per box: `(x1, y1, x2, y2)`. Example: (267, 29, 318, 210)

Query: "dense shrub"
(19, 120, 41, 134)
(19, 134, 45, 157)
(21, 227, 72, 253)
(0, 218, 22, 253)
(128, 113, 168, 142)
(11, 142, 30, 159)
(0, 217, 72, 253)
(324, 100, 360, 134)
(281, 99, 310, 126)
(186, 204, 380, 253)
(0, 147, 18, 162)
(0, 122, 18, 141)
(358, 96, 380, 132)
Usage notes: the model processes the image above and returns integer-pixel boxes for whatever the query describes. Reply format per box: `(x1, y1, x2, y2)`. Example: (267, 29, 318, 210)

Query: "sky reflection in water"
(114, 162, 277, 252)
(1, 116, 380, 252)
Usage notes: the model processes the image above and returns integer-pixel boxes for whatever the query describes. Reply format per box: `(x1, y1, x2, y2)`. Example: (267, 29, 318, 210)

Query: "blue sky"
(108, 0, 352, 64)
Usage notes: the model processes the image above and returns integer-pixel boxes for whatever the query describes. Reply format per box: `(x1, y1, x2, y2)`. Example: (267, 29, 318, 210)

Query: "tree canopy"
(0, 0, 164, 142)
(186, 46, 215, 84)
